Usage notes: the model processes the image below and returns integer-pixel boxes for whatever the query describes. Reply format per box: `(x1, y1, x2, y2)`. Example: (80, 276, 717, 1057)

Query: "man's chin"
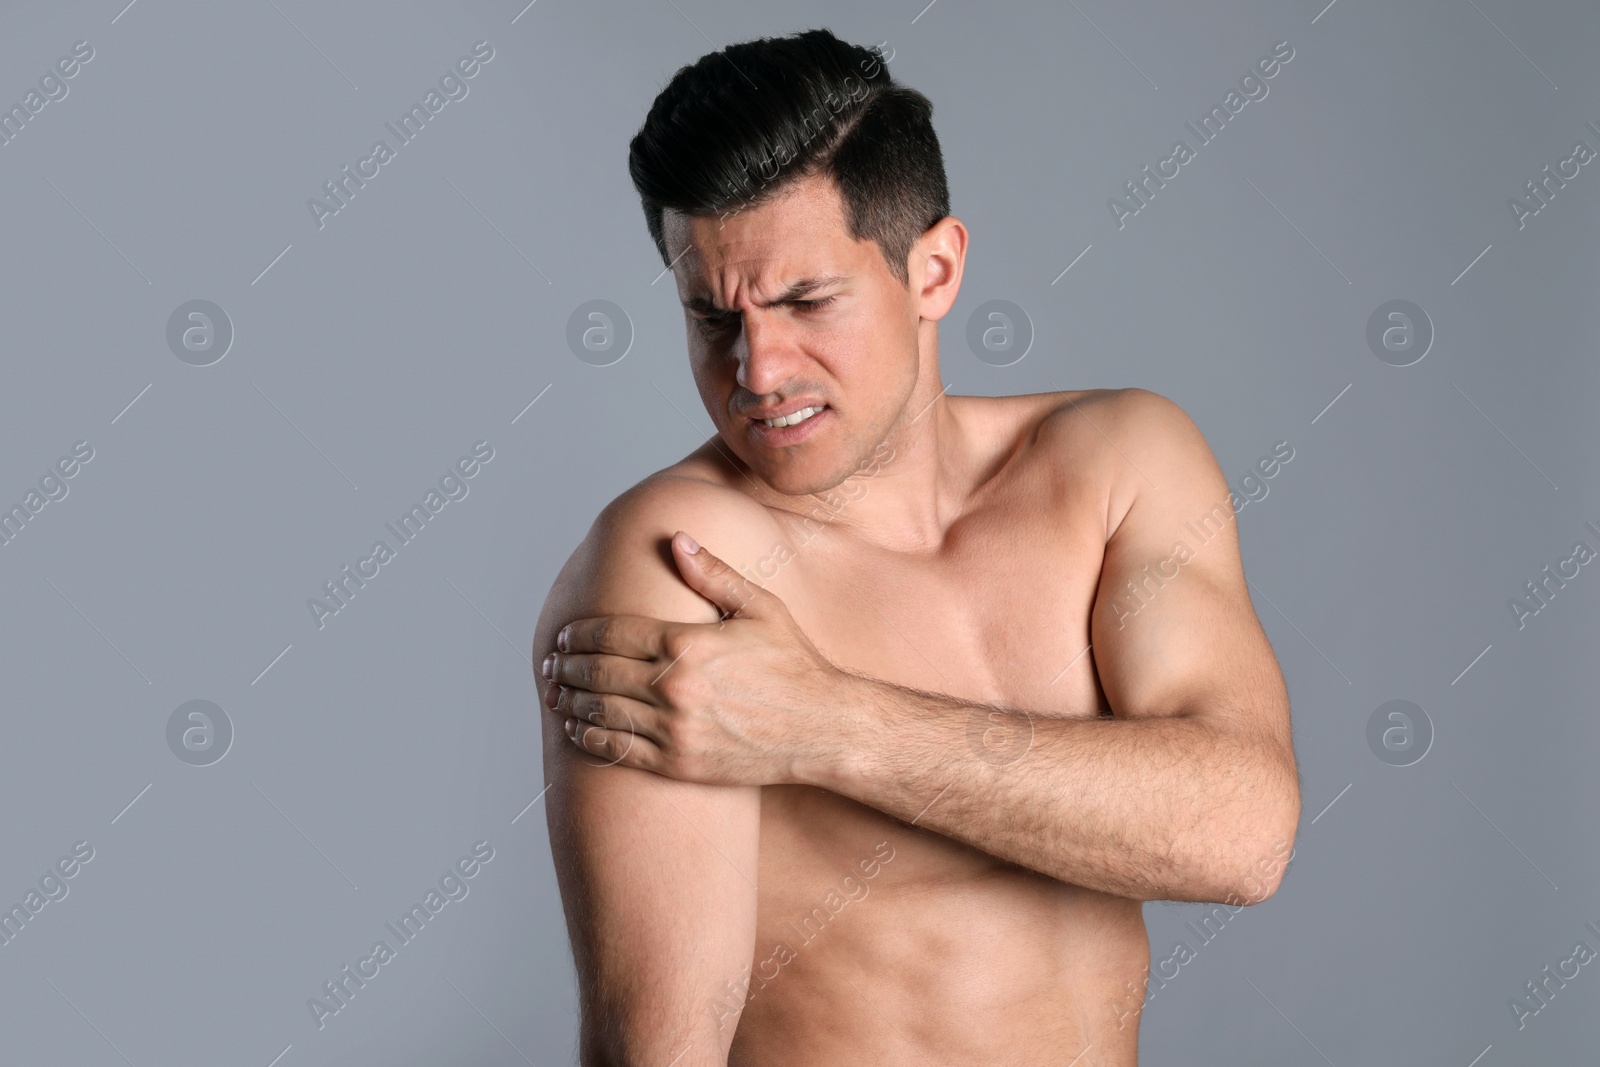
(727, 447, 851, 500)
(750, 465, 835, 499)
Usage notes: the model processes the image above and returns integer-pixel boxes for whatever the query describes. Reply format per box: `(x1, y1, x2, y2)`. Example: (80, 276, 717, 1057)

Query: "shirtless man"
(533, 28, 1299, 1066)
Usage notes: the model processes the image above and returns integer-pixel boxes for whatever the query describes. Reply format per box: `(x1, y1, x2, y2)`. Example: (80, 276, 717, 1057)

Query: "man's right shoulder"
(539, 472, 783, 632)
(594, 472, 779, 554)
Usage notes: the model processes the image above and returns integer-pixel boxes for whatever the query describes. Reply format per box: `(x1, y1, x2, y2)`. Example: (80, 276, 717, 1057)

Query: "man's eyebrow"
(681, 275, 848, 314)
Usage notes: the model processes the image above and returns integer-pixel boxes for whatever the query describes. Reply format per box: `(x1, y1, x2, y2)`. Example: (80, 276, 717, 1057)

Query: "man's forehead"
(660, 177, 860, 288)
(665, 231, 848, 302)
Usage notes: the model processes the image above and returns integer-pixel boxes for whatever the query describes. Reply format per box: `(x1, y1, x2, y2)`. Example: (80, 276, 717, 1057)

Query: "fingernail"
(565, 718, 579, 739)
(541, 654, 554, 679)
(678, 531, 700, 554)
(557, 627, 571, 651)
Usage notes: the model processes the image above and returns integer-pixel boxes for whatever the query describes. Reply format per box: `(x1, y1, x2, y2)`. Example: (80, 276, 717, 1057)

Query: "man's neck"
(750, 380, 981, 556)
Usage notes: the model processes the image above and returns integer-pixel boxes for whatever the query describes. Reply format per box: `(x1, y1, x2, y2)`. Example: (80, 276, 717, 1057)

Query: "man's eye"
(795, 296, 837, 311)
(695, 313, 738, 332)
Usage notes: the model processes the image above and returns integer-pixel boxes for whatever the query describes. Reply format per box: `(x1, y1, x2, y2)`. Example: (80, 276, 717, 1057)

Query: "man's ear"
(909, 215, 967, 322)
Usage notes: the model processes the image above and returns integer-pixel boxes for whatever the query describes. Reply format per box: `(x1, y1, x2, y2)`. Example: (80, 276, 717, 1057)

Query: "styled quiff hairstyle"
(628, 28, 951, 286)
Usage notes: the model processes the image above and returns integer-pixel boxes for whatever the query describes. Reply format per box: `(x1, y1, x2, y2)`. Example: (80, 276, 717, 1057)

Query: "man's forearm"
(802, 672, 1300, 902)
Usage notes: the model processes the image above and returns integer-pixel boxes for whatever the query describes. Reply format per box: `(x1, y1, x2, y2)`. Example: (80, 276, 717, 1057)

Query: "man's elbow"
(1225, 779, 1300, 906)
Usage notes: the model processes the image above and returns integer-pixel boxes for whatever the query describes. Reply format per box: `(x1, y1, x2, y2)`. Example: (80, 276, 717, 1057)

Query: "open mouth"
(746, 403, 831, 445)
(754, 404, 826, 428)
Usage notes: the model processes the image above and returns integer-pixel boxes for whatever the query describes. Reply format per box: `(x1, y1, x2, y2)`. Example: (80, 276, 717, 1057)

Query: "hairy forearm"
(805, 673, 1300, 902)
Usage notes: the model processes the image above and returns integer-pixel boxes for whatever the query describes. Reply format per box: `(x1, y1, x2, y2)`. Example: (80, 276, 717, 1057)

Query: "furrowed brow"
(681, 275, 847, 315)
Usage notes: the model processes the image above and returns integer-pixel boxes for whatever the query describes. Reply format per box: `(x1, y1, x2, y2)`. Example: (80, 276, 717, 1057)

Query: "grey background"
(1, 0, 1595, 1063)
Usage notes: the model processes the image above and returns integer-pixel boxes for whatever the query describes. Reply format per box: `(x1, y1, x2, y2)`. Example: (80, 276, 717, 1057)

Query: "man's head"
(628, 29, 965, 498)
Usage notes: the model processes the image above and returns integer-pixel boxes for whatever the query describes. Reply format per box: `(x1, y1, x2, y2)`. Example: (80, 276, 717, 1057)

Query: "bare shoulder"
(1037, 388, 1227, 539)
(532, 471, 790, 790)
(599, 469, 780, 547)
(1037, 387, 1205, 454)
(535, 471, 785, 651)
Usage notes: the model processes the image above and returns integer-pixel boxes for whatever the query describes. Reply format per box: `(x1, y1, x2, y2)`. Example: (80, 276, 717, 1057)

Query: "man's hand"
(542, 529, 853, 785)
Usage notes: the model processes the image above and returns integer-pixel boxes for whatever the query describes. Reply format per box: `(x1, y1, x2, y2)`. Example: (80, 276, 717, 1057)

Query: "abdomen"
(730, 784, 1148, 1066)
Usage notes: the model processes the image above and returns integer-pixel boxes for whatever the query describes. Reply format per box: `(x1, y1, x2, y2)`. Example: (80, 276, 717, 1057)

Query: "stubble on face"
(662, 175, 920, 505)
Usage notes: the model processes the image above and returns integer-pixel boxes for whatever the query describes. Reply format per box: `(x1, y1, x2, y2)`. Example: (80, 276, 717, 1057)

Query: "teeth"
(761, 405, 822, 428)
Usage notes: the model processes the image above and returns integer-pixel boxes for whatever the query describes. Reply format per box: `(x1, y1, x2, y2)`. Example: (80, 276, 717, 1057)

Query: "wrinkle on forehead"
(661, 178, 862, 309)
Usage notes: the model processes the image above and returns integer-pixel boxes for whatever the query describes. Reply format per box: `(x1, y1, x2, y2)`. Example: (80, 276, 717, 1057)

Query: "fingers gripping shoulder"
(532, 474, 784, 754)
(586, 475, 786, 626)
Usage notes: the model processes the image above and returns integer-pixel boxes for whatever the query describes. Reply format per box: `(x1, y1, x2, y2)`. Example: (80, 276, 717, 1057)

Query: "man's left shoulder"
(1040, 386, 1187, 435)
(1038, 388, 1227, 535)
(1040, 388, 1217, 475)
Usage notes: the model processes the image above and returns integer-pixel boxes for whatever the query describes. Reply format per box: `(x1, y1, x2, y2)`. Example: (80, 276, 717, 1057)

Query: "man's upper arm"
(536, 476, 776, 1066)
(1086, 390, 1295, 757)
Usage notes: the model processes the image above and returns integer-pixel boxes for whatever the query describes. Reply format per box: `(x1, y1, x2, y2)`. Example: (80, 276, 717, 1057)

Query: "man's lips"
(743, 402, 828, 426)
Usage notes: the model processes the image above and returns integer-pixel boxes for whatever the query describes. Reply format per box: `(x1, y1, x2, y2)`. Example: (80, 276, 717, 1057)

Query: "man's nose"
(734, 311, 800, 397)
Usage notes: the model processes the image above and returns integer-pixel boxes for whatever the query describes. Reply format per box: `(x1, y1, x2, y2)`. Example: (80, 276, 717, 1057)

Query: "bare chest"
(768, 491, 1111, 722)
(734, 480, 1142, 1031)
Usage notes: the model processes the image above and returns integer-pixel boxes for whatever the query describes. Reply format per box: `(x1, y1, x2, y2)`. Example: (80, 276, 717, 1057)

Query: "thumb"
(672, 531, 767, 619)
